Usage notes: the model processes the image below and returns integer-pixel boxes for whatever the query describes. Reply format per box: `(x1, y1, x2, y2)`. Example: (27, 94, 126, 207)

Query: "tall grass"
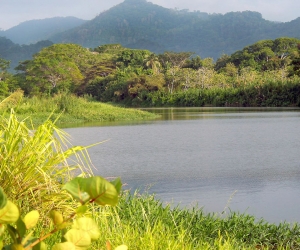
(0, 91, 158, 125)
(144, 80, 300, 107)
(0, 107, 94, 216)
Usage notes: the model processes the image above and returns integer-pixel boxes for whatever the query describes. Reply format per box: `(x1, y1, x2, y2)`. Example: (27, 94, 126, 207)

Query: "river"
(64, 107, 300, 224)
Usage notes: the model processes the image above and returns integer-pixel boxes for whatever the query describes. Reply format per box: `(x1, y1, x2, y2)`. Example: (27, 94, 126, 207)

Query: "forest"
(0, 37, 300, 107)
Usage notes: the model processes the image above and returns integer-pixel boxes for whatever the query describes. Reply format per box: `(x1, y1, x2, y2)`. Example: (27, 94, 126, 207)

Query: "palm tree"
(144, 53, 161, 75)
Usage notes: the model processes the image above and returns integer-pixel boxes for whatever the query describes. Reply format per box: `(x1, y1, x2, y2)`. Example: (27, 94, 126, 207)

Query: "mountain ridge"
(0, 0, 300, 65)
(0, 17, 87, 45)
(48, 0, 300, 59)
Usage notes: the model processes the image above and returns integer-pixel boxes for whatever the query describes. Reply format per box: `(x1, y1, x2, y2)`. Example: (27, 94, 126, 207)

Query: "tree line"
(0, 37, 300, 107)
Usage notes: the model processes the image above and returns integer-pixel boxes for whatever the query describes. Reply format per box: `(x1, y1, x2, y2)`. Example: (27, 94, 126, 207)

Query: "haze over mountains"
(1, 0, 300, 70)
(0, 17, 87, 45)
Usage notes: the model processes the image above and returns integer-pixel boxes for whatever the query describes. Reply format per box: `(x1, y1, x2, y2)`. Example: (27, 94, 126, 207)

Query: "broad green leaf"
(16, 218, 26, 238)
(81, 177, 119, 206)
(110, 178, 122, 195)
(23, 210, 39, 229)
(64, 229, 91, 249)
(75, 205, 88, 216)
(0, 187, 7, 209)
(32, 241, 47, 250)
(115, 245, 128, 250)
(62, 177, 90, 204)
(0, 201, 19, 224)
(72, 217, 100, 241)
(52, 242, 76, 250)
(49, 210, 64, 225)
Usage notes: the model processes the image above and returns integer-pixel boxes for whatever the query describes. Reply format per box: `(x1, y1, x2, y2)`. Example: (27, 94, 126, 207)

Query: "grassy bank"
(85, 190, 300, 250)
(142, 80, 300, 107)
(0, 91, 159, 126)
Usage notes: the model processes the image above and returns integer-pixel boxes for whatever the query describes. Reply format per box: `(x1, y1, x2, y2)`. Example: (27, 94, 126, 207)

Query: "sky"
(1, 0, 300, 30)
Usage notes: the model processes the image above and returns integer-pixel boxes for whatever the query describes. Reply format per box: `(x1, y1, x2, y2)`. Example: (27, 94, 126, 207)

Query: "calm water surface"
(64, 108, 300, 224)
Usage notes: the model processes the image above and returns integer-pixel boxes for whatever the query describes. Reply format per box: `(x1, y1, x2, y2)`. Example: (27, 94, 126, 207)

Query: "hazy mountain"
(2, 17, 87, 45)
(0, 36, 53, 71)
(49, 0, 300, 59)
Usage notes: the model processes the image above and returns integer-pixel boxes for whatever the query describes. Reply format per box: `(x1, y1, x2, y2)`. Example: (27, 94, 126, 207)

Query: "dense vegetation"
(0, 91, 158, 126)
(1, 37, 299, 108)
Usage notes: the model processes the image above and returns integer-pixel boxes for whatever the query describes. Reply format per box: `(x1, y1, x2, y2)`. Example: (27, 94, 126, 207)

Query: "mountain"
(0, 36, 53, 71)
(1, 17, 87, 45)
(49, 0, 300, 59)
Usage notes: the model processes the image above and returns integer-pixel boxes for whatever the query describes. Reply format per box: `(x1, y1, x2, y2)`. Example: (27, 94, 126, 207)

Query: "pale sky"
(1, 0, 300, 30)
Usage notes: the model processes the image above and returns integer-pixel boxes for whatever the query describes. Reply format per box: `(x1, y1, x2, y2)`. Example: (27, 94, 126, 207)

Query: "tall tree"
(0, 58, 10, 95)
(288, 44, 300, 77)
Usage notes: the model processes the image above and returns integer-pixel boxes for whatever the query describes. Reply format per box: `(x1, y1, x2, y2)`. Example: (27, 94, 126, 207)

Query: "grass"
(0, 90, 159, 126)
(88, 191, 300, 249)
(0, 107, 94, 218)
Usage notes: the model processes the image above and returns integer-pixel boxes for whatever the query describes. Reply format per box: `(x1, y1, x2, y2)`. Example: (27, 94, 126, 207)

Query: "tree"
(25, 53, 83, 94)
(0, 58, 10, 74)
(288, 44, 300, 77)
(184, 56, 202, 70)
(0, 58, 10, 95)
(216, 38, 300, 72)
(159, 51, 193, 93)
(117, 49, 152, 67)
(144, 53, 161, 75)
(14, 44, 107, 94)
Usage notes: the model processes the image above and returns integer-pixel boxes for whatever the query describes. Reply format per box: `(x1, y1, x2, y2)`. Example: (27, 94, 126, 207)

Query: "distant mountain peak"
(124, 0, 147, 2)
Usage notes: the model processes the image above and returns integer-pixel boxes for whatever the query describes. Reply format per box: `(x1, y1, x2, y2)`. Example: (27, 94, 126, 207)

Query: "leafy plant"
(0, 176, 127, 250)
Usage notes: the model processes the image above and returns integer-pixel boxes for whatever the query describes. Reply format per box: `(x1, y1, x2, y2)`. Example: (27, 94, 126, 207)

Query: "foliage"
(0, 58, 10, 96)
(0, 108, 97, 218)
(0, 176, 125, 250)
(216, 38, 300, 72)
(4, 36, 300, 107)
(288, 43, 300, 77)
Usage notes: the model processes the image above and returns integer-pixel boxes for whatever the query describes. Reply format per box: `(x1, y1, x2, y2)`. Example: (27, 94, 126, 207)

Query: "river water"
(64, 107, 300, 224)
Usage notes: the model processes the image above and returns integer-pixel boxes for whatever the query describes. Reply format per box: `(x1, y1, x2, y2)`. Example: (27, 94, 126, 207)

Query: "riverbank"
(1, 109, 300, 249)
(0, 91, 159, 126)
